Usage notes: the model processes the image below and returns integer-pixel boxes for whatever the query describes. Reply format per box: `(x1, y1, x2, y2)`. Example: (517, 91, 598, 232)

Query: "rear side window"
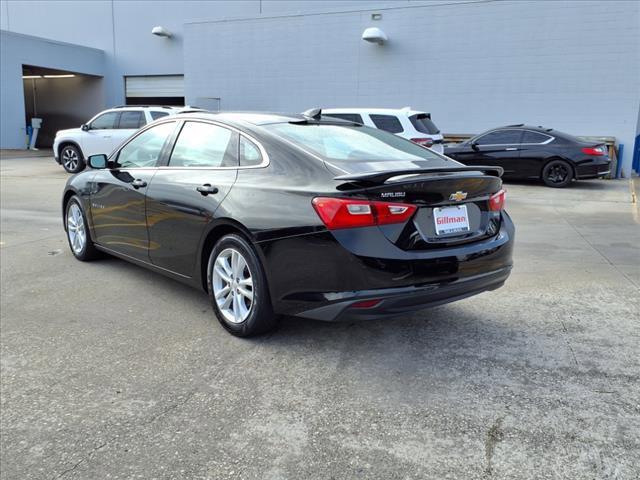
(169, 121, 238, 168)
(324, 113, 364, 124)
(150, 111, 170, 121)
(409, 114, 440, 134)
(370, 114, 403, 134)
(475, 129, 523, 145)
(118, 111, 144, 129)
(239, 136, 262, 166)
(90, 112, 119, 130)
(522, 131, 551, 144)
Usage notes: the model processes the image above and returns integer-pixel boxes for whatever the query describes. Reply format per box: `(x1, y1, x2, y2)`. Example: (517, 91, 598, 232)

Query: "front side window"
(116, 122, 175, 168)
(169, 122, 238, 168)
(118, 111, 144, 129)
(240, 136, 262, 166)
(265, 123, 449, 164)
(90, 112, 119, 130)
(370, 114, 404, 134)
(475, 129, 523, 145)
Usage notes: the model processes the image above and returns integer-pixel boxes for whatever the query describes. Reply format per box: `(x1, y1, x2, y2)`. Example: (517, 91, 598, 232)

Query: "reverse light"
(312, 197, 417, 230)
(581, 145, 606, 157)
(411, 138, 433, 148)
(489, 189, 506, 211)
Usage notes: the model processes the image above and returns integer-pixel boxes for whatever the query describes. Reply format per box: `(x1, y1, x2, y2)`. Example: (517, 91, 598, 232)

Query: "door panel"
(90, 168, 156, 260)
(146, 169, 238, 276)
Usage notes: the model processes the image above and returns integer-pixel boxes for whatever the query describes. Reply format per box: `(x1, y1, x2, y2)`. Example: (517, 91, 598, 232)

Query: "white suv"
(323, 107, 445, 154)
(53, 106, 179, 173)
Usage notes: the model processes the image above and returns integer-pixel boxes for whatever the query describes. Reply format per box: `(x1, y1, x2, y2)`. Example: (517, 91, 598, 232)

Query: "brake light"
(351, 299, 383, 309)
(488, 189, 506, 211)
(312, 197, 417, 230)
(581, 145, 606, 156)
(411, 138, 433, 148)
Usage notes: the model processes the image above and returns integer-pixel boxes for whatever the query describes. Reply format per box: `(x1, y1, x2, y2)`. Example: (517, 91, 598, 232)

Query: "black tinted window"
(522, 131, 551, 144)
(90, 112, 119, 130)
(239, 136, 262, 166)
(150, 111, 169, 120)
(324, 113, 364, 124)
(475, 129, 522, 145)
(370, 114, 403, 134)
(117, 122, 175, 168)
(409, 114, 440, 134)
(169, 122, 238, 168)
(118, 111, 144, 129)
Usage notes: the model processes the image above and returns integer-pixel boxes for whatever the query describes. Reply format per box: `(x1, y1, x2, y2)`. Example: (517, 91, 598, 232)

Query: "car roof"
(174, 111, 317, 126)
(494, 124, 554, 133)
(323, 107, 428, 116)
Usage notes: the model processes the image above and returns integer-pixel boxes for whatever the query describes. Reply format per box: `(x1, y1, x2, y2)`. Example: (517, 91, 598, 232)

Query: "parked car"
(53, 106, 179, 173)
(444, 125, 611, 188)
(62, 110, 514, 337)
(323, 107, 445, 154)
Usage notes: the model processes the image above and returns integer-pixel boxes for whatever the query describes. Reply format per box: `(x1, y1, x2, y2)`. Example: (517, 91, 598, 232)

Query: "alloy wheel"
(67, 203, 86, 254)
(62, 148, 79, 171)
(547, 164, 569, 184)
(212, 248, 254, 324)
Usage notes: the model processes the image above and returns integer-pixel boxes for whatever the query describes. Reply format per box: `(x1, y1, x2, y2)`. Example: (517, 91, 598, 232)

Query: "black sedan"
(62, 111, 514, 336)
(444, 125, 611, 187)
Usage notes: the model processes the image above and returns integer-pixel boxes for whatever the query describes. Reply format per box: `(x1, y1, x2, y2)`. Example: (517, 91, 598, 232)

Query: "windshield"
(265, 123, 449, 164)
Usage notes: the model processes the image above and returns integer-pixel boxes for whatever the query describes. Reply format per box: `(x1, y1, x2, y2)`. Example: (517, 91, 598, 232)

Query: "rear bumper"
(576, 159, 611, 179)
(297, 266, 511, 321)
(259, 211, 515, 320)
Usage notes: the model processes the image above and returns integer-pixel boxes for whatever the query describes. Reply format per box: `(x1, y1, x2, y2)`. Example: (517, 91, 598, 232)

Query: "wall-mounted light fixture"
(43, 74, 75, 78)
(22, 75, 42, 79)
(152, 26, 173, 38)
(362, 27, 388, 45)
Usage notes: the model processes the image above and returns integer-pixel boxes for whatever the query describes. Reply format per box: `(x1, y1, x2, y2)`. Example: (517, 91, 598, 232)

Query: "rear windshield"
(409, 114, 440, 134)
(265, 123, 449, 163)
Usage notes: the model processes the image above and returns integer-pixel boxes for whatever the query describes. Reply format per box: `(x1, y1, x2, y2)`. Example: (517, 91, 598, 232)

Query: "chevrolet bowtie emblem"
(449, 191, 467, 202)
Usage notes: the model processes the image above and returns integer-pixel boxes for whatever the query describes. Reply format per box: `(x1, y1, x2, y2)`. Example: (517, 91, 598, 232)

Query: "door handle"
(505, 147, 518, 151)
(132, 179, 147, 189)
(197, 184, 219, 196)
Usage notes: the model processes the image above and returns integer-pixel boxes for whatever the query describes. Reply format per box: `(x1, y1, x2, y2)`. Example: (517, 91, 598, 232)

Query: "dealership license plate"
(433, 205, 470, 235)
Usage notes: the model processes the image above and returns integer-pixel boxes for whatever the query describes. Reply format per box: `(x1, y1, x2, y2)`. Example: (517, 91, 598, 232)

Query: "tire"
(60, 145, 86, 174)
(207, 234, 278, 337)
(65, 196, 100, 261)
(542, 159, 573, 188)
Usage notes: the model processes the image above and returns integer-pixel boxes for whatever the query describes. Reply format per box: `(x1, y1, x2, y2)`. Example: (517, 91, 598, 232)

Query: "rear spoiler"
(334, 166, 504, 185)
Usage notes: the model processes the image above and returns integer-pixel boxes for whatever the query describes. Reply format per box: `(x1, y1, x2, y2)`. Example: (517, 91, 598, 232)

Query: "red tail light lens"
(351, 299, 383, 309)
(489, 189, 506, 211)
(581, 145, 606, 156)
(411, 138, 434, 148)
(312, 197, 417, 230)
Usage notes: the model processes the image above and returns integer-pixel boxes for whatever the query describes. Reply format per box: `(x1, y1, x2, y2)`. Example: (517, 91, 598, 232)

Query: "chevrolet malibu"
(62, 110, 514, 336)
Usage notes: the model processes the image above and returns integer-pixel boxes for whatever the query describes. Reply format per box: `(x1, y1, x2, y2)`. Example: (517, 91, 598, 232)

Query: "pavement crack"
(560, 319, 580, 367)
(484, 416, 505, 477)
(51, 442, 106, 480)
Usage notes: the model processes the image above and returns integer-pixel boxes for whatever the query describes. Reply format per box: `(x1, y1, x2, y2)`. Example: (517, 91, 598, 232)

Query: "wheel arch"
(61, 188, 80, 230)
(58, 140, 84, 160)
(198, 219, 261, 293)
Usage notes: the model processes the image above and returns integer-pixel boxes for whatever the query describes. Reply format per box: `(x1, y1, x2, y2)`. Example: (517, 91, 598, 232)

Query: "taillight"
(312, 197, 417, 230)
(489, 189, 506, 211)
(411, 138, 433, 148)
(581, 145, 606, 156)
(351, 299, 383, 309)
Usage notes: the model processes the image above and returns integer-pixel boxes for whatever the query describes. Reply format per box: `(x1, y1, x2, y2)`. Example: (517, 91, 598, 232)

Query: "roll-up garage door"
(125, 75, 184, 97)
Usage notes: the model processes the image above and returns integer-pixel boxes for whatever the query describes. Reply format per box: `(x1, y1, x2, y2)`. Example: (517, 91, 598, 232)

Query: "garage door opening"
(125, 75, 184, 106)
(22, 65, 104, 149)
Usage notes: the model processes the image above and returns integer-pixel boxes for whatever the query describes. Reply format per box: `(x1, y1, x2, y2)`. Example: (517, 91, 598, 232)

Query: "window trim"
(156, 119, 270, 171)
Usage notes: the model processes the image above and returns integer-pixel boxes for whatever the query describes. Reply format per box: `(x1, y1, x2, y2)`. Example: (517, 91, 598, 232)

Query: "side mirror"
(81, 124, 90, 131)
(88, 154, 108, 169)
(471, 141, 479, 151)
